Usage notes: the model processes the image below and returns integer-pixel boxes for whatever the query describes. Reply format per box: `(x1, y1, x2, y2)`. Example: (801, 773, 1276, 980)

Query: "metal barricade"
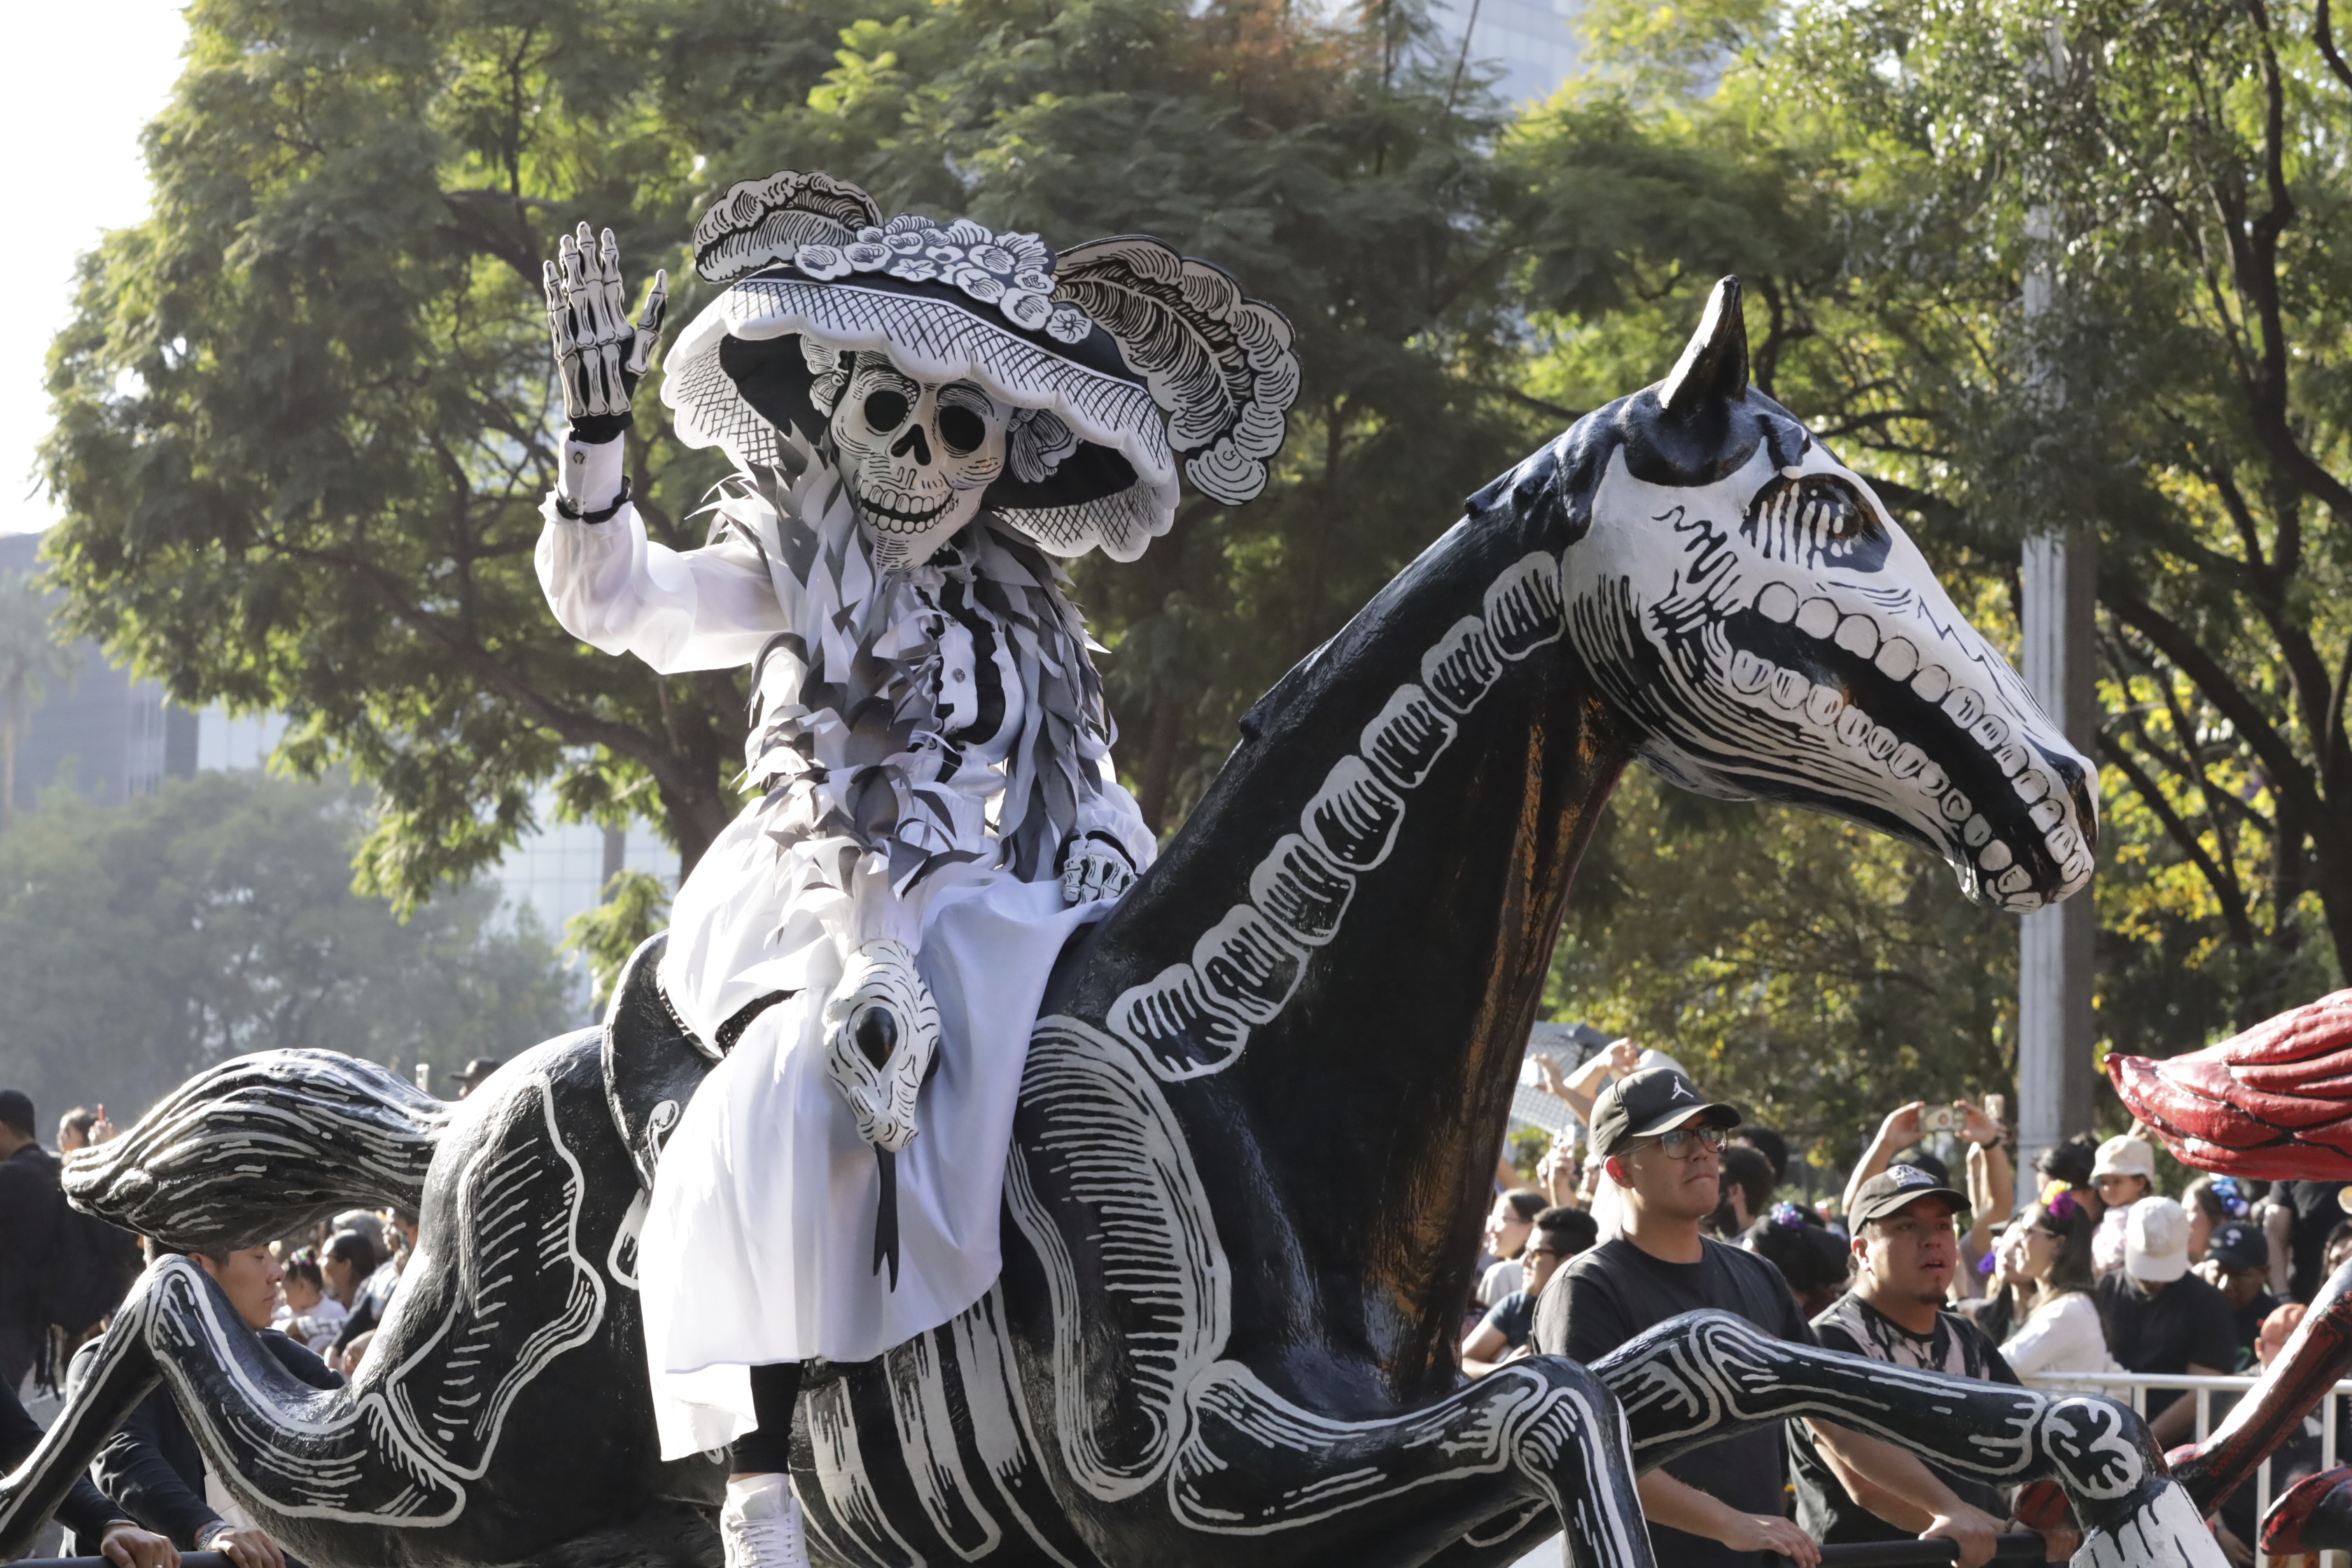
(2019, 1369, 2352, 1568)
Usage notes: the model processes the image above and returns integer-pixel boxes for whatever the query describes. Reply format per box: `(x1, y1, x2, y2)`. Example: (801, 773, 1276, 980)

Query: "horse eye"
(864, 390, 909, 433)
(938, 405, 986, 454)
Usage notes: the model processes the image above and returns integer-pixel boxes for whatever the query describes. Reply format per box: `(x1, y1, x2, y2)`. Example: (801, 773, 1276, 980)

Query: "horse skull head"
(1527, 278, 2099, 913)
(821, 938, 939, 1153)
(816, 351, 1009, 570)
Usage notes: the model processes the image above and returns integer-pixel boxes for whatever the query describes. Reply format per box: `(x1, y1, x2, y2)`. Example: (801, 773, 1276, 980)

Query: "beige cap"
(2127, 1197, 2191, 1283)
(2092, 1133, 2157, 1182)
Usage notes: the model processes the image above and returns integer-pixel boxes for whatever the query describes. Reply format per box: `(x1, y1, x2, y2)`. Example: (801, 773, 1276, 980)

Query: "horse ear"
(1658, 276, 1749, 415)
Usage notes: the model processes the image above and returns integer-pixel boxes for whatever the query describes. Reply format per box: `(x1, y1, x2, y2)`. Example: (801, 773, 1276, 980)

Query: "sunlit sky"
(4, 1, 191, 533)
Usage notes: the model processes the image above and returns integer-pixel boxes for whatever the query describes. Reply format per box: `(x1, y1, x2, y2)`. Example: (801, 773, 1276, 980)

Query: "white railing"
(2020, 1370, 2352, 1568)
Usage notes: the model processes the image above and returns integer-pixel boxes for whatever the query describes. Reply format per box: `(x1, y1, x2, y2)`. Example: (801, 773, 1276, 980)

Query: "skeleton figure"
(535, 172, 1298, 1568)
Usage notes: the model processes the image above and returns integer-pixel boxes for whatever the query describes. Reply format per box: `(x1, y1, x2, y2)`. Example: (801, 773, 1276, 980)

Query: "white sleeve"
(1074, 765, 1158, 872)
(1998, 1301, 2066, 1377)
(536, 498, 787, 676)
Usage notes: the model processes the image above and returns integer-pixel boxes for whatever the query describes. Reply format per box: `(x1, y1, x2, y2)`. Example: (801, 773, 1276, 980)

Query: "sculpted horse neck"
(1, 279, 2217, 1568)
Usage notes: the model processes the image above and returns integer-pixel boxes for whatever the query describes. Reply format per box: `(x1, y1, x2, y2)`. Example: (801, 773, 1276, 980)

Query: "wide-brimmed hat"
(662, 169, 1301, 562)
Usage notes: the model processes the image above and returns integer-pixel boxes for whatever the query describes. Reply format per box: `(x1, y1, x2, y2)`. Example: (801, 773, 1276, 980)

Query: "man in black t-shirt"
(1535, 1069, 2000, 1568)
(2096, 1197, 2237, 1446)
(1790, 1168, 2029, 1549)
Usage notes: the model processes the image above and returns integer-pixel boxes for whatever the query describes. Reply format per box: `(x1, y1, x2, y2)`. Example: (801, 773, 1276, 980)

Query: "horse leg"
(0, 1259, 178, 1558)
(66, 1048, 449, 1247)
(2167, 1257, 2352, 1516)
(1590, 1310, 2224, 1567)
(1161, 1356, 1653, 1568)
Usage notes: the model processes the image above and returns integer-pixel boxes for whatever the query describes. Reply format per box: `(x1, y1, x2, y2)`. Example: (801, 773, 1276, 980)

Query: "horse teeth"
(1994, 741, 2030, 778)
(2013, 769, 2050, 804)
(1834, 614, 1879, 658)
(1915, 762, 1947, 794)
(1796, 597, 1840, 638)
(1973, 714, 2010, 750)
(1963, 813, 1991, 847)
(1912, 664, 1952, 702)
(1756, 583, 1800, 622)
(1731, 650, 1773, 693)
(1807, 683, 1846, 724)
(2047, 825, 2081, 860)
(1837, 708, 1873, 746)
(1941, 790, 1972, 821)
(1890, 743, 1926, 778)
(1875, 636, 1919, 680)
(1942, 687, 1983, 727)
(2029, 797, 2064, 830)
(1770, 668, 1808, 709)
(1996, 866, 2033, 895)
(1979, 841, 2013, 871)
(1865, 725, 1898, 760)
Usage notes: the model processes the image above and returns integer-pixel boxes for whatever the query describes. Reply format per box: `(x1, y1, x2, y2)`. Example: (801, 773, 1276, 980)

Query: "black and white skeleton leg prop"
(1163, 1358, 1655, 1568)
(1590, 1310, 2225, 1568)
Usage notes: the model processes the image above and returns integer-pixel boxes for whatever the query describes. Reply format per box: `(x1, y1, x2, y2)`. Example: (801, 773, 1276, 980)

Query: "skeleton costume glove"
(1059, 831, 1138, 906)
(543, 221, 667, 513)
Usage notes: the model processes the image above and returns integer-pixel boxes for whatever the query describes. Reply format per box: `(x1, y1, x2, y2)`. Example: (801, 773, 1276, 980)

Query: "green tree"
(1502, 0, 2350, 1086)
(0, 771, 579, 1119)
(41, 0, 1537, 911)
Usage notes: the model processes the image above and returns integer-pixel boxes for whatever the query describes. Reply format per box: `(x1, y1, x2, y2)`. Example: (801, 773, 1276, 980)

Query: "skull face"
(1562, 436, 2099, 913)
(821, 354, 1009, 570)
(821, 938, 939, 1153)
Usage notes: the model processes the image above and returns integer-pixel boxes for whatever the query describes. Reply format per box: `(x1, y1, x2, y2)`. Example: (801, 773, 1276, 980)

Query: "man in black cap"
(2200, 1219, 2281, 1370)
(0, 1087, 59, 1391)
(1791, 1168, 2047, 1554)
(452, 1059, 503, 1100)
(1534, 1069, 2000, 1568)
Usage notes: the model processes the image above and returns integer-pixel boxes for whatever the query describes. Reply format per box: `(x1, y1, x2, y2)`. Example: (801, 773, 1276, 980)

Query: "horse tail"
(66, 1049, 449, 1250)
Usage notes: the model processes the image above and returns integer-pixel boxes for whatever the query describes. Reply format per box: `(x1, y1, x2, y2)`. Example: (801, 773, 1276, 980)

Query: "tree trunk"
(1136, 696, 1184, 834)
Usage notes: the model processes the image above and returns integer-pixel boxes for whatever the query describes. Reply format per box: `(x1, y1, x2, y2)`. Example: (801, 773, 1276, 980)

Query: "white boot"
(721, 1473, 808, 1568)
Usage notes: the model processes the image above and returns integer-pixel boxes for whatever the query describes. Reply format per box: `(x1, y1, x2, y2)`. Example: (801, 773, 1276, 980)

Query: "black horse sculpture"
(0, 280, 2212, 1568)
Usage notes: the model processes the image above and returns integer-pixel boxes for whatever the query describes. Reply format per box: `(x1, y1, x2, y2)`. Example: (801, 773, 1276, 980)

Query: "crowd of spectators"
(1464, 1040, 2352, 1567)
(0, 1061, 503, 1568)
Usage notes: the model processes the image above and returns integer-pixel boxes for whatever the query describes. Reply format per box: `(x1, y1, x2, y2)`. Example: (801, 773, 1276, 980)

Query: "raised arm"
(536, 221, 785, 673)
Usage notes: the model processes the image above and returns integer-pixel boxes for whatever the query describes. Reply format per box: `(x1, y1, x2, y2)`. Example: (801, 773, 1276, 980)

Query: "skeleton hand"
(542, 222, 667, 440)
(1060, 832, 1138, 906)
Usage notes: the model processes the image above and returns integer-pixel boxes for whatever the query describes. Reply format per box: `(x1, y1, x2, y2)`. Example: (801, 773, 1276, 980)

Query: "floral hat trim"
(794, 216, 1095, 346)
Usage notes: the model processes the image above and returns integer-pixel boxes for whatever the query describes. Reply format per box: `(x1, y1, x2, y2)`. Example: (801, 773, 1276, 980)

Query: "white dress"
(538, 454, 1154, 1458)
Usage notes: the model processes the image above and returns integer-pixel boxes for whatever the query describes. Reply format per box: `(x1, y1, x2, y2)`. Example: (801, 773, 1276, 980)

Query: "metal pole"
(2015, 32, 2101, 1186)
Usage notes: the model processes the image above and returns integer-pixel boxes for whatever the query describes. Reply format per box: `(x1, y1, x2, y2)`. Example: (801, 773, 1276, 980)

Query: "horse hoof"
(2265, 1466, 2352, 1555)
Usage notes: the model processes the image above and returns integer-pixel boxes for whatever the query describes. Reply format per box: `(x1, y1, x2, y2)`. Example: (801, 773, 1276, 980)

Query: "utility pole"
(2014, 24, 2101, 1189)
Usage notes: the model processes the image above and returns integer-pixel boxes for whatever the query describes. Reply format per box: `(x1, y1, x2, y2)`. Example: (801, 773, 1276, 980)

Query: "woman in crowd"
(1991, 1186, 2119, 1378)
(1478, 1189, 1549, 1306)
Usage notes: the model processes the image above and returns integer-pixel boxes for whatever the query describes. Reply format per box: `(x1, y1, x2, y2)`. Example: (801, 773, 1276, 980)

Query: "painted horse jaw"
(1557, 282, 2098, 913)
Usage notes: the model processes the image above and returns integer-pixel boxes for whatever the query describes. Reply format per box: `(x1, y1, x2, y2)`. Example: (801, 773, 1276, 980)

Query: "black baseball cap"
(1850, 1165, 1969, 1228)
(2208, 1219, 2269, 1274)
(1590, 1068, 1740, 1157)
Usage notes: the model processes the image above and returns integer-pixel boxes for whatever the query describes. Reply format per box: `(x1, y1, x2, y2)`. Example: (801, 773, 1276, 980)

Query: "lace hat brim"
(662, 268, 1182, 562)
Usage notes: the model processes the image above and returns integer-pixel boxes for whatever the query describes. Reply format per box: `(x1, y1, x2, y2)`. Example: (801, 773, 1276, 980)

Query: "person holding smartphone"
(1842, 1098, 2008, 1231)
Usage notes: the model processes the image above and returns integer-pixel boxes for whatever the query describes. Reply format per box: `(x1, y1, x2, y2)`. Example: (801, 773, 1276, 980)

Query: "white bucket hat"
(2126, 1196, 2191, 1283)
(2092, 1133, 2157, 1182)
(661, 169, 1301, 562)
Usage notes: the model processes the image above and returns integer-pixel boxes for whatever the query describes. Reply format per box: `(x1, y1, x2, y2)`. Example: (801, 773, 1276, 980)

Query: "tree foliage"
(0, 771, 578, 1119)
(38, 0, 2352, 1136)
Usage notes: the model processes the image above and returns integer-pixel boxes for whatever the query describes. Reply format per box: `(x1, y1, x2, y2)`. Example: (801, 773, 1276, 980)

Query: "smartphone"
(1921, 1105, 1958, 1135)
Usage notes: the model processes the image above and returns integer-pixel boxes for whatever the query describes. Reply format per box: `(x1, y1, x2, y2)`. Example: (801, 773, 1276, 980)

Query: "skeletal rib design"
(1101, 550, 1566, 1080)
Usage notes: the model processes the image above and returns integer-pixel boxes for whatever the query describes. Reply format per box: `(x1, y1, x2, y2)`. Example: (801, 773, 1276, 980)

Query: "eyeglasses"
(1634, 1126, 1728, 1160)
